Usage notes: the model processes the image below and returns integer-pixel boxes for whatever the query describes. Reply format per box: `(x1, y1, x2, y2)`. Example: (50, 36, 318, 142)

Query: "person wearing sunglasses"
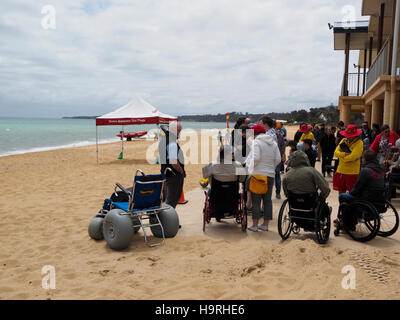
(369, 124, 400, 165)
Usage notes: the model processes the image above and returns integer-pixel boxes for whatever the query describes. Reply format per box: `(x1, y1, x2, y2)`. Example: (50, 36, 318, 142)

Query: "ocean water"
(0, 118, 232, 157)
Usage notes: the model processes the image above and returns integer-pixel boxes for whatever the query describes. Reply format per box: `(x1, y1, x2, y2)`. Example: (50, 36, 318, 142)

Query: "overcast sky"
(0, 0, 364, 117)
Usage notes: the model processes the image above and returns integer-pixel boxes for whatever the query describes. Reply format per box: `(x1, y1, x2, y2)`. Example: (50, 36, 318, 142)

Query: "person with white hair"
(202, 145, 246, 183)
(202, 145, 247, 222)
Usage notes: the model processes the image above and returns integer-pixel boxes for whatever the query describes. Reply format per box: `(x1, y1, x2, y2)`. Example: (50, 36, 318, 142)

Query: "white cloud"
(0, 0, 362, 117)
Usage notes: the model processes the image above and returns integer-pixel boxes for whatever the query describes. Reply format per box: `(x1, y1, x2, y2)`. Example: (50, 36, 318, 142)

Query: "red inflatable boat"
(117, 131, 147, 140)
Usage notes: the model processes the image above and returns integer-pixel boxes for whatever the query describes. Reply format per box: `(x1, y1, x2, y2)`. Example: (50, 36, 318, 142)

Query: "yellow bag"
(249, 175, 268, 194)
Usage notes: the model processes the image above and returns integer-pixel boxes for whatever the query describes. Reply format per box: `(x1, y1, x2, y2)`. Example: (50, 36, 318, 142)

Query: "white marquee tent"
(95, 98, 178, 163)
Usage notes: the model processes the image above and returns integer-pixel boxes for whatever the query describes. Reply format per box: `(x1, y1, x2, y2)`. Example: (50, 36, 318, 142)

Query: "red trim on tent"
(96, 117, 178, 126)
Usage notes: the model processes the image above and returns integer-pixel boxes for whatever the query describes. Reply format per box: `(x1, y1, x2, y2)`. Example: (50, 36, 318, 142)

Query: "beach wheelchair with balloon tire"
(278, 192, 331, 244)
(202, 178, 247, 232)
(88, 169, 180, 250)
(334, 191, 398, 241)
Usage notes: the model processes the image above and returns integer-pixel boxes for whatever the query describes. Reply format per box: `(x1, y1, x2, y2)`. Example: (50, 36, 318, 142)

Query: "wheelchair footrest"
(141, 223, 162, 228)
(134, 211, 166, 247)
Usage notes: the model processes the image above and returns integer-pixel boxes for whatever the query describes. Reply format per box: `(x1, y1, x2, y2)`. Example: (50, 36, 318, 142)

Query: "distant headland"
(62, 116, 99, 119)
(62, 105, 362, 125)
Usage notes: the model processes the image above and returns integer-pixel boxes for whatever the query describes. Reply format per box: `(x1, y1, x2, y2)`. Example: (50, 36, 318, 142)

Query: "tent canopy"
(96, 98, 178, 126)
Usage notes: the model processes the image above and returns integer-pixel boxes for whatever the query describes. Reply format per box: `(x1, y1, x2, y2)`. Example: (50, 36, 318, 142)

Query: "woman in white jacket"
(245, 125, 281, 232)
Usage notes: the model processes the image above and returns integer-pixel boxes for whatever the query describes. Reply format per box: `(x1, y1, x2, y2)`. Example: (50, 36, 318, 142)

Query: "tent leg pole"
(96, 126, 99, 164)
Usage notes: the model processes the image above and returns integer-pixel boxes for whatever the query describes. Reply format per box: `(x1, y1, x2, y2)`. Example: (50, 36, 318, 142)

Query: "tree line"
(178, 105, 364, 126)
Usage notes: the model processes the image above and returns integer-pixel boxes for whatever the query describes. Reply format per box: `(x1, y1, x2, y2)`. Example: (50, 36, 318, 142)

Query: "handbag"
(249, 175, 268, 194)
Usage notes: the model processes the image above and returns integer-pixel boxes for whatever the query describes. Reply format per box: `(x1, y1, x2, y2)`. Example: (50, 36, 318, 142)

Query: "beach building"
(332, 0, 400, 129)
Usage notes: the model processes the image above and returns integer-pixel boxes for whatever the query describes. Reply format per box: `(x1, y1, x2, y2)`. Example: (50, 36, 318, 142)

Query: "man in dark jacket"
(159, 121, 185, 209)
(275, 124, 286, 199)
(339, 150, 386, 203)
(303, 139, 318, 168)
(318, 123, 326, 160)
(320, 127, 336, 177)
(361, 121, 373, 150)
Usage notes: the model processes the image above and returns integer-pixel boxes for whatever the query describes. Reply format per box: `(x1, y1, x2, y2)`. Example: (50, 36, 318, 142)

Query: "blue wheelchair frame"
(102, 169, 167, 247)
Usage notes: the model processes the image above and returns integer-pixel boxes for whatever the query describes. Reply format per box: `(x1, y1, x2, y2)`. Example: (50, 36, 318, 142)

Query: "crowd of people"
(159, 117, 400, 234)
(200, 117, 400, 233)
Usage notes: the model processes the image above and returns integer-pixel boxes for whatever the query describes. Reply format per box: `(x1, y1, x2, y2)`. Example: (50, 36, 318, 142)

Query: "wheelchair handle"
(163, 167, 175, 175)
(115, 182, 131, 196)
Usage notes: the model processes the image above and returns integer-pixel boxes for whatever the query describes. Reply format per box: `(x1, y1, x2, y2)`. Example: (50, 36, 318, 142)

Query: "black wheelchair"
(387, 170, 400, 201)
(278, 192, 331, 244)
(334, 191, 399, 242)
(202, 178, 247, 232)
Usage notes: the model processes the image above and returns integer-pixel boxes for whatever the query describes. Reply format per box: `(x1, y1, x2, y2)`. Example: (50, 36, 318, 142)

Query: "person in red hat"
(298, 124, 314, 143)
(333, 124, 364, 194)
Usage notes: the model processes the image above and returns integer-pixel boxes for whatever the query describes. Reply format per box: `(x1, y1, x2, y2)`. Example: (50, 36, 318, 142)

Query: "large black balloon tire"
(103, 209, 133, 250)
(150, 204, 180, 238)
(88, 216, 104, 240)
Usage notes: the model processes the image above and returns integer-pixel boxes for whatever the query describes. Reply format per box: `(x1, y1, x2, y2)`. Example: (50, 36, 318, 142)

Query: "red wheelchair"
(202, 178, 247, 232)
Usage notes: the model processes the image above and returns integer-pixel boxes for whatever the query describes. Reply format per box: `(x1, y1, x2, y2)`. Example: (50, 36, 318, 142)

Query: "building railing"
(366, 38, 391, 91)
(340, 37, 400, 97)
(341, 72, 365, 96)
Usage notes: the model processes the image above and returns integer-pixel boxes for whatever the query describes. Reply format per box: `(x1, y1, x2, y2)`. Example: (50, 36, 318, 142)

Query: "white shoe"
(247, 226, 258, 232)
(258, 225, 269, 231)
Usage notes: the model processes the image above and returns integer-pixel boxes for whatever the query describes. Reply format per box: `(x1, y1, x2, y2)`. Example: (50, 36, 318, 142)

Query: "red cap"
(251, 124, 266, 135)
(340, 125, 362, 138)
(299, 124, 311, 133)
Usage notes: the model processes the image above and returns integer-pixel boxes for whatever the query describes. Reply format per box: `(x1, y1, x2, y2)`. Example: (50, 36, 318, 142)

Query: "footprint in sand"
(147, 256, 160, 262)
(349, 251, 390, 284)
(99, 269, 110, 276)
(240, 261, 265, 277)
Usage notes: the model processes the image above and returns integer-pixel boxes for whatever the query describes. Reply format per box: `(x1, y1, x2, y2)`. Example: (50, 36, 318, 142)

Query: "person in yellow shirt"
(299, 124, 314, 142)
(333, 124, 364, 195)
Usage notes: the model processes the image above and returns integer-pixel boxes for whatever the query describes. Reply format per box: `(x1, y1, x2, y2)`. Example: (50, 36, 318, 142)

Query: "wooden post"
(378, 3, 385, 52)
(344, 33, 350, 96)
(363, 48, 367, 94)
(389, 0, 397, 75)
(369, 37, 373, 68)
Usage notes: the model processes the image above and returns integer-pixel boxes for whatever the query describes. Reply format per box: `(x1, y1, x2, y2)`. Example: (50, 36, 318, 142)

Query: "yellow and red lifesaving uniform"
(333, 137, 363, 192)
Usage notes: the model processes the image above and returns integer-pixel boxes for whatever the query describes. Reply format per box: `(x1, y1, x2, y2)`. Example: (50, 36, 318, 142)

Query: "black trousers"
(163, 172, 184, 209)
(321, 153, 333, 175)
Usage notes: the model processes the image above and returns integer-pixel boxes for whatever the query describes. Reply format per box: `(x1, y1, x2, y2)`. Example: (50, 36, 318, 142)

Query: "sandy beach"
(1, 125, 400, 300)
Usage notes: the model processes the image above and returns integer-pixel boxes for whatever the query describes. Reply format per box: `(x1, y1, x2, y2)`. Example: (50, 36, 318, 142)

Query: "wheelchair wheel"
(377, 201, 399, 237)
(88, 216, 104, 240)
(315, 203, 331, 244)
(343, 201, 380, 243)
(150, 204, 180, 238)
(103, 209, 133, 250)
(278, 200, 293, 240)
